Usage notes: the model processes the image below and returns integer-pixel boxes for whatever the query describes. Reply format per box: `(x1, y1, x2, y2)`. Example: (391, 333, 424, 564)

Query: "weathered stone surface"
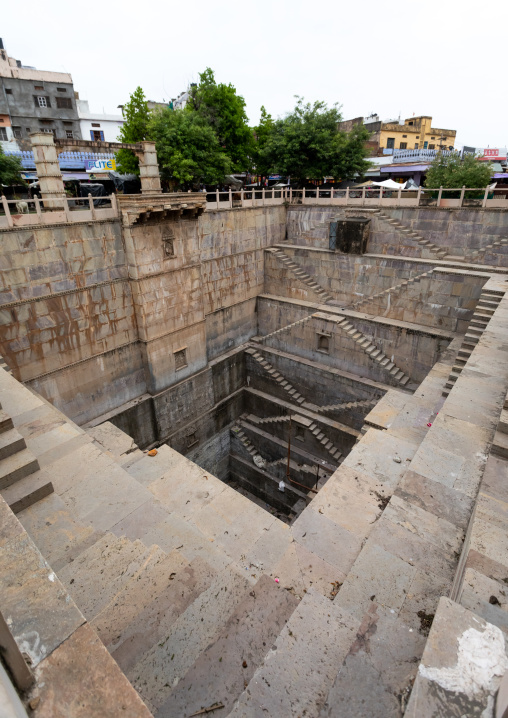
(32, 623, 152, 718)
(229, 589, 360, 717)
(158, 574, 299, 718)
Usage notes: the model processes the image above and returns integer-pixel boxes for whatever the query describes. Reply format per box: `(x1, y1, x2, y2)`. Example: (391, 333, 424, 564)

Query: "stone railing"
(205, 186, 508, 211)
(0, 194, 118, 229)
(392, 148, 457, 163)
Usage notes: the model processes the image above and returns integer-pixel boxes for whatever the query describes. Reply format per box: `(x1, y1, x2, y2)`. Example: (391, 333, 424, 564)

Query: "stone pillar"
(138, 141, 162, 195)
(30, 132, 65, 208)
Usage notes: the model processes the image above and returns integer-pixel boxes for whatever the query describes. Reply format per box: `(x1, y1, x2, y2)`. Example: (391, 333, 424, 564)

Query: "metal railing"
(0, 194, 118, 228)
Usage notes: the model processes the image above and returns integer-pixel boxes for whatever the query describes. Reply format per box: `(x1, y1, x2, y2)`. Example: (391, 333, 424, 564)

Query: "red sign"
(484, 149, 499, 157)
(479, 148, 507, 161)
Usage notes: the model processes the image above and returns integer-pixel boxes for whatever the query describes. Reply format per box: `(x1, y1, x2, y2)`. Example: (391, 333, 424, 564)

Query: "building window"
(400, 142, 407, 149)
(416, 136, 419, 139)
(414, 143, 419, 149)
(174, 348, 188, 370)
(408, 121, 413, 126)
(91, 123, 101, 128)
(25, 127, 31, 133)
(317, 333, 330, 353)
(56, 97, 72, 109)
(428, 144, 435, 150)
(423, 141, 428, 149)
(65, 130, 73, 139)
(5, 88, 12, 94)
(0, 127, 7, 141)
(56, 87, 67, 93)
(90, 130, 104, 141)
(386, 137, 395, 149)
(34, 85, 43, 90)
(12, 126, 22, 139)
(431, 136, 435, 140)
(402, 134, 407, 138)
(35, 96, 49, 108)
(163, 232, 175, 257)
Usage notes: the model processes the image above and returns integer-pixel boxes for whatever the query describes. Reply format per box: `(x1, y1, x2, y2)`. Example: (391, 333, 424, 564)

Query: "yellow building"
(339, 115, 456, 154)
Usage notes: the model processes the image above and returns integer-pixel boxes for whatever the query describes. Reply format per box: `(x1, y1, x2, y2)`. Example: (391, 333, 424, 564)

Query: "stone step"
(122, 565, 251, 712)
(1, 473, 54, 514)
(499, 409, 508, 435)
(492, 430, 508, 459)
(0, 409, 14, 434)
(160, 574, 300, 718)
(91, 548, 188, 648)
(58, 533, 155, 621)
(0, 427, 26, 460)
(229, 589, 360, 718)
(0, 447, 39, 490)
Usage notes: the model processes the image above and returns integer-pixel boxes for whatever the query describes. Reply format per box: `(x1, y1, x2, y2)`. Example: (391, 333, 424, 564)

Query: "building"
(0, 38, 81, 150)
(77, 98, 124, 142)
(340, 114, 456, 155)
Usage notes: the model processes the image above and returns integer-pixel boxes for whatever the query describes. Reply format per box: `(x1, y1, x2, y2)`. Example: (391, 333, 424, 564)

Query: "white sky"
(2, 0, 506, 149)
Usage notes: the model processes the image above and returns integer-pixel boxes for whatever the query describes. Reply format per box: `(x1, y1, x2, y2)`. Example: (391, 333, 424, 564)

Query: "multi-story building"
(0, 38, 81, 150)
(339, 114, 456, 155)
(77, 98, 124, 142)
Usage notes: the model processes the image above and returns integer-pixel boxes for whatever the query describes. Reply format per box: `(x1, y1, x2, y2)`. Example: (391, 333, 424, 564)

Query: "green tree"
(425, 152, 493, 189)
(149, 108, 231, 189)
(188, 68, 253, 171)
(0, 147, 24, 187)
(253, 105, 274, 176)
(261, 97, 370, 185)
(116, 86, 152, 174)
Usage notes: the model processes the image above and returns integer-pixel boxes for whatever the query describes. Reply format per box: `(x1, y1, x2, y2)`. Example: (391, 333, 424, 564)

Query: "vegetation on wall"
(425, 152, 493, 189)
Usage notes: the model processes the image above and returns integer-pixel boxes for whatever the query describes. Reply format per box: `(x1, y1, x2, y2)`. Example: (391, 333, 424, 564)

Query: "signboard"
(477, 148, 507, 161)
(85, 158, 116, 173)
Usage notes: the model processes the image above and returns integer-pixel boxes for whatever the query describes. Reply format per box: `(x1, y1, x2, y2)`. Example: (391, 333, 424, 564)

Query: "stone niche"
(329, 217, 370, 254)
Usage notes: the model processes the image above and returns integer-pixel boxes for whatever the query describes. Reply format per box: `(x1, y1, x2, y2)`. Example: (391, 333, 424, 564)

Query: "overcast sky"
(2, 0, 506, 149)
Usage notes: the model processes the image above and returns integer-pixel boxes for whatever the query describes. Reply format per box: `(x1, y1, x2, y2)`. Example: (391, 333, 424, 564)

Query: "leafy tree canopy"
(253, 106, 274, 176)
(425, 152, 493, 189)
(0, 147, 24, 187)
(149, 108, 231, 189)
(259, 97, 370, 185)
(116, 86, 152, 174)
(189, 68, 253, 171)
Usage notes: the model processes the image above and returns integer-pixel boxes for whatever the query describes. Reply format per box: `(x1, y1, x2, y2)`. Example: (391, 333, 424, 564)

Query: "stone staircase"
(0, 403, 51, 513)
(373, 209, 448, 260)
(319, 397, 379, 413)
(442, 287, 504, 396)
(245, 347, 309, 406)
(331, 316, 411, 387)
(268, 247, 333, 303)
(245, 412, 342, 463)
(347, 269, 434, 312)
(464, 235, 508, 262)
(258, 313, 316, 344)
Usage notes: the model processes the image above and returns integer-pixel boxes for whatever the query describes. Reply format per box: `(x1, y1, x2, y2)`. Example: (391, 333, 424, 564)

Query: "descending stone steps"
(347, 269, 434, 311)
(268, 247, 333, 303)
(158, 574, 299, 718)
(245, 347, 309, 406)
(373, 210, 448, 260)
(330, 316, 411, 387)
(442, 288, 504, 396)
(259, 312, 315, 344)
(464, 236, 508, 261)
(318, 397, 379, 413)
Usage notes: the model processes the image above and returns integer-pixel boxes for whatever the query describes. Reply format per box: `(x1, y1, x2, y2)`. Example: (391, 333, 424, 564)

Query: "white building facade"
(77, 100, 124, 143)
